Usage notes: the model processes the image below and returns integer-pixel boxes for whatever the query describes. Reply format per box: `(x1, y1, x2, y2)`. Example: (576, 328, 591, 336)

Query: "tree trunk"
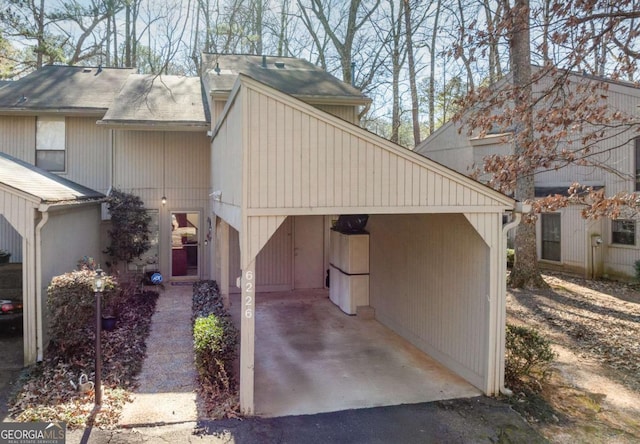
(403, 0, 420, 145)
(428, 0, 441, 134)
(506, 0, 546, 289)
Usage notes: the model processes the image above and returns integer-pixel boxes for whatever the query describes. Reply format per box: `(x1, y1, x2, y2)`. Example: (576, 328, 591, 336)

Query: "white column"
(239, 259, 256, 415)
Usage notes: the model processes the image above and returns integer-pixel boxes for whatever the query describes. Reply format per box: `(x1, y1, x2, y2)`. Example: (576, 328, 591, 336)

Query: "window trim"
(611, 219, 636, 246)
(35, 116, 66, 173)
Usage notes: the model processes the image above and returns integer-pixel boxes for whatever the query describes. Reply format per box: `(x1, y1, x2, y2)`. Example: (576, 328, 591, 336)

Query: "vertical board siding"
(314, 104, 358, 124)
(0, 116, 36, 163)
(229, 218, 293, 291)
(213, 92, 244, 212)
(369, 214, 490, 389)
(0, 215, 23, 262)
(65, 117, 110, 193)
(244, 87, 507, 212)
(114, 130, 210, 206)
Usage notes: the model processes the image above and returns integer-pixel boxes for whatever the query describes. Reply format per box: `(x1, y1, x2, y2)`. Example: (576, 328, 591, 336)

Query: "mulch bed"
(8, 290, 159, 429)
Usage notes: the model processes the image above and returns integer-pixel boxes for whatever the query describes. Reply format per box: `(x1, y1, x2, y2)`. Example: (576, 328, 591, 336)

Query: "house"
(0, 56, 523, 416)
(415, 70, 640, 280)
(0, 65, 211, 364)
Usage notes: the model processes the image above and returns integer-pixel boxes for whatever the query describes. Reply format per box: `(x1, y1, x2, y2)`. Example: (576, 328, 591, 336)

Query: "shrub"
(192, 280, 225, 322)
(634, 259, 640, 281)
(506, 248, 515, 269)
(104, 189, 151, 266)
(47, 269, 119, 354)
(505, 323, 556, 390)
(193, 314, 238, 390)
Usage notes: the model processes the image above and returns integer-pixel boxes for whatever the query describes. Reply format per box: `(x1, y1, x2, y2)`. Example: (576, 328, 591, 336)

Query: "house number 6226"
(244, 270, 254, 319)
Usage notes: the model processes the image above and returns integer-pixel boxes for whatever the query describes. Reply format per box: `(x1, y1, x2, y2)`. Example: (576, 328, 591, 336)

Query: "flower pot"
(101, 315, 117, 332)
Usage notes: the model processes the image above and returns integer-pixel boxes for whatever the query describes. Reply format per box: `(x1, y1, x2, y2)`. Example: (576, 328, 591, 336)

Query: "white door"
(294, 216, 324, 289)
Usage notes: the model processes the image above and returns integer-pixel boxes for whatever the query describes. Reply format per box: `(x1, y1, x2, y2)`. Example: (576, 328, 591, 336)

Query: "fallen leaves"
(8, 289, 159, 429)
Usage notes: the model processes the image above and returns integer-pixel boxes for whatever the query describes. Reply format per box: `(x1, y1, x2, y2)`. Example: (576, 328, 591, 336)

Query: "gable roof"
(0, 152, 104, 204)
(0, 65, 133, 114)
(202, 53, 370, 105)
(98, 74, 210, 130)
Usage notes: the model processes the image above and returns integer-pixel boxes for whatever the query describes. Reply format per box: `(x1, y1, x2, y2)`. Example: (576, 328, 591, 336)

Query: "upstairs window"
(612, 219, 636, 246)
(36, 116, 66, 172)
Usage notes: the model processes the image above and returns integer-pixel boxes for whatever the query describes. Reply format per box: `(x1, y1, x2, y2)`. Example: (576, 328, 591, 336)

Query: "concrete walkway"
(118, 283, 197, 427)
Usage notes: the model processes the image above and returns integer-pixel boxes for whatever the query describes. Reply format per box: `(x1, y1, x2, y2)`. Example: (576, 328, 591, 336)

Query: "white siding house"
(416, 71, 640, 279)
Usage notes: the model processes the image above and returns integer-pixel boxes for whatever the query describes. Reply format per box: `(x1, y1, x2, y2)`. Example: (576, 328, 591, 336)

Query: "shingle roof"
(0, 152, 104, 204)
(202, 54, 370, 104)
(100, 74, 209, 126)
(0, 65, 133, 112)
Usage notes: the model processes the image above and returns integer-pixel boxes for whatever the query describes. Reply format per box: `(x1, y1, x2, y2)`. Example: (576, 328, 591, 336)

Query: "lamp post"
(93, 268, 105, 407)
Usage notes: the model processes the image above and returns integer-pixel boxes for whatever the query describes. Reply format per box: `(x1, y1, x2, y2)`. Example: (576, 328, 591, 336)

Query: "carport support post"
(240, 259, 256, 414)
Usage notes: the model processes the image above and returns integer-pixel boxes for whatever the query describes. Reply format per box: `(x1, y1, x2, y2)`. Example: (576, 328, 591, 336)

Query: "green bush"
(506, 248, 515, 269)
(505, 323, 556, 390)
(634, 259, 640, 281)
(47, 269, 119, 354)
(193, 314, 238, 390)
(104, 189, 151, 266)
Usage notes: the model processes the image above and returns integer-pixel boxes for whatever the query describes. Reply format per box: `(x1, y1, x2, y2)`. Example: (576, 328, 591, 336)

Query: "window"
(612, 219, 636, 245)
(36, 116, 65, 172)
(635, 137, 640, 191)
(541, 213, 561, 261)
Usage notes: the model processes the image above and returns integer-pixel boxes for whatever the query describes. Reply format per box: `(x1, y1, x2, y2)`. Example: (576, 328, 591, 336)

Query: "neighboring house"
(415, 71, 640, 280)
(0, 56, 523, 417)
(0, 65, 211, 363)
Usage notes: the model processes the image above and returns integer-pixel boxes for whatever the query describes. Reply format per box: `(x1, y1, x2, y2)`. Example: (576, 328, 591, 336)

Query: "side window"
(36, 116, 66, 172)
(611, 219, 636, 246)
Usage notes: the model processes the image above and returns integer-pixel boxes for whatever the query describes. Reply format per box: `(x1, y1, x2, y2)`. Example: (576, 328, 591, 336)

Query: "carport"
(0, 153, 104, 365)
(210, 75, 519, 415)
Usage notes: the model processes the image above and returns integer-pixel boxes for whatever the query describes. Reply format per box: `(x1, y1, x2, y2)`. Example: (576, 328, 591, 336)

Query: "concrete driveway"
(230, 290, 481, 417)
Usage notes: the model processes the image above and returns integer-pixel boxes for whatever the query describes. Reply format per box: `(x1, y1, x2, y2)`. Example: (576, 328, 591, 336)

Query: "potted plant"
(0, 249, 11, 264)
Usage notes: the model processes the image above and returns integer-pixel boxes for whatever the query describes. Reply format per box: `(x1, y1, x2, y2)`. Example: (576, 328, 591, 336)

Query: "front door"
(171, 211, 200, 278)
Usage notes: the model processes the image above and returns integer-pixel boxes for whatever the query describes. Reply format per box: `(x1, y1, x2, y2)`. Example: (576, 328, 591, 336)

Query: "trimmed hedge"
(192, 280, 238, 391)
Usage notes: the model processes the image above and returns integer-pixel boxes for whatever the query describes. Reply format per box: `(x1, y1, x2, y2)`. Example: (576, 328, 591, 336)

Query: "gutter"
(498, 202, 530, 396)
(35, 204, 50, 362)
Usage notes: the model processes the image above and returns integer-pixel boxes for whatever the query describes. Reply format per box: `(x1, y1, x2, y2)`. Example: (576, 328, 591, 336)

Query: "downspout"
(498, 202, 529, 396)
(35, 205, 50, 362)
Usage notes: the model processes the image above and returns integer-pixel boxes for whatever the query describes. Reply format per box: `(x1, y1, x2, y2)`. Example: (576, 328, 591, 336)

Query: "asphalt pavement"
(64, 396, 547, 443)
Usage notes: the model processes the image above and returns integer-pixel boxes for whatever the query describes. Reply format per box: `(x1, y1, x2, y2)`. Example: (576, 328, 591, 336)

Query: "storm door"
(171, 211, 200, 278)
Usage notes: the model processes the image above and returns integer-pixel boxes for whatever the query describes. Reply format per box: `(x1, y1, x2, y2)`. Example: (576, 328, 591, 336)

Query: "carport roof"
(0, 152, 104, 204)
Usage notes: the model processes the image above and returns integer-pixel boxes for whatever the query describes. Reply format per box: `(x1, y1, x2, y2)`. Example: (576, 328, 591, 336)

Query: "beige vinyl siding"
(229, 216, 294, 292)
(414, 121, 473, 173)
(0, 215, 22, 262)
(0, 116, 36, 162)
(40, 204, 102, 346)
(313, 104, 358, 125)
(65, 117, 111, 193)
(0, 188, 37, 364)
(212, 90, 244, 230)
(369, 214, 490, 390)
(112, 130, 210, 205)
(243, 86, 509, 214)
(112, 129, 211, 279)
